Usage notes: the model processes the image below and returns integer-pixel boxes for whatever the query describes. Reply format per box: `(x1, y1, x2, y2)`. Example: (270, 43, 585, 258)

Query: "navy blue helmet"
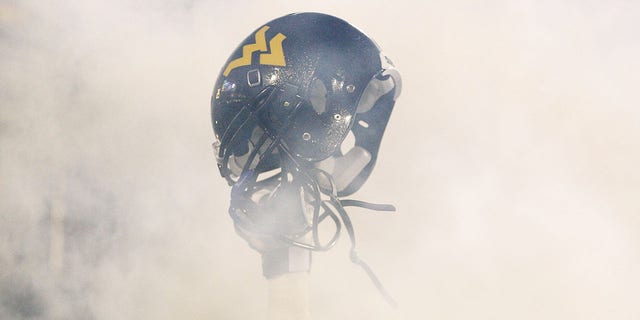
(210, 12, 402, 306)
(211, 12, 401, 196)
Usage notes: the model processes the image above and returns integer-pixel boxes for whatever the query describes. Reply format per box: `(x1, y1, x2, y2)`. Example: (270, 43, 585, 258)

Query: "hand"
(228, 171, 312, 278)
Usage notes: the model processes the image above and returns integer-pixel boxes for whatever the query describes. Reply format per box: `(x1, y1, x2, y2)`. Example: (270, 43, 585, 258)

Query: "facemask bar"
(214, 86, 280, 185)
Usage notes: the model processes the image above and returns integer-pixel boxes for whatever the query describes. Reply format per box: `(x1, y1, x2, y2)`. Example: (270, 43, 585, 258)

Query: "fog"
(1, 0, 639, 319)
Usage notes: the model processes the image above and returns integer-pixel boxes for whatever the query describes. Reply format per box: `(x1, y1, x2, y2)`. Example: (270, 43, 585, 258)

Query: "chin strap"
(309, 168, 398, 308)
(338, 198, 397, 308)
(229, 162, 398, 308)
(330, 195, 398, 308)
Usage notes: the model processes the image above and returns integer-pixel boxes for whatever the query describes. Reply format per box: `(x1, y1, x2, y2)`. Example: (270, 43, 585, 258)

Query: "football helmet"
(211, 12, 401, 305)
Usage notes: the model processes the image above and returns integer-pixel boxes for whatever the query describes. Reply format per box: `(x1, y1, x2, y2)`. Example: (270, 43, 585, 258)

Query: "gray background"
(1, 0, 639, 319)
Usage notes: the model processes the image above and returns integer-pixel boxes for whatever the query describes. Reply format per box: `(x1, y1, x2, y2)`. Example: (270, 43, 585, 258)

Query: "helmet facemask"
(215, 84, 344, 251)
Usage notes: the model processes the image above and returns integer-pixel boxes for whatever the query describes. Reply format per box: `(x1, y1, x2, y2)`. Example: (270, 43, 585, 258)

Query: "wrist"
(261, 246, 312, 279)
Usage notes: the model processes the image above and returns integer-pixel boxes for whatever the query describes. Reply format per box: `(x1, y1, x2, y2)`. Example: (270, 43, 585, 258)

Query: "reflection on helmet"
(211, 12, 401, 306)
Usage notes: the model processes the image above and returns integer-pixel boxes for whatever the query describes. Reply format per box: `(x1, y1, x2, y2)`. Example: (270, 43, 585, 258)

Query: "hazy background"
(1, 0, 639, 319)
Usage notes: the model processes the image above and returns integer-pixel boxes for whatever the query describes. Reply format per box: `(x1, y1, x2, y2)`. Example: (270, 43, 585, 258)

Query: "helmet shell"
(211, 12, 381, 161)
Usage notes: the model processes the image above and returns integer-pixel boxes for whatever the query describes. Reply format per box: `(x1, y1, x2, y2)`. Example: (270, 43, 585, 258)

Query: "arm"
(267, 272, 312, 320)
(232, 211, 314, 320)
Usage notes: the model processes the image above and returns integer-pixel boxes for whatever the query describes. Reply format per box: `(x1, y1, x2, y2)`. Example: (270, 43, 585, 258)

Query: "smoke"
(1, 0, 639, 319)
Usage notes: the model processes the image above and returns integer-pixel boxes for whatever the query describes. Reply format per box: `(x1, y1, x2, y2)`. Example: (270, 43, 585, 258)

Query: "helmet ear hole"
(309, 78, 328, 114)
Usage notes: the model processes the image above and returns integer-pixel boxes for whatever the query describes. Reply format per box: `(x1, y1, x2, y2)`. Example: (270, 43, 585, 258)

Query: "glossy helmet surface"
(211, 12, 401, 197)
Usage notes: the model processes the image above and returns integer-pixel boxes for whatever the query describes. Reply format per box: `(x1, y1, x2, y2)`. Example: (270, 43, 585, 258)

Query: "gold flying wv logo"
(223, 26, 287, 77)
